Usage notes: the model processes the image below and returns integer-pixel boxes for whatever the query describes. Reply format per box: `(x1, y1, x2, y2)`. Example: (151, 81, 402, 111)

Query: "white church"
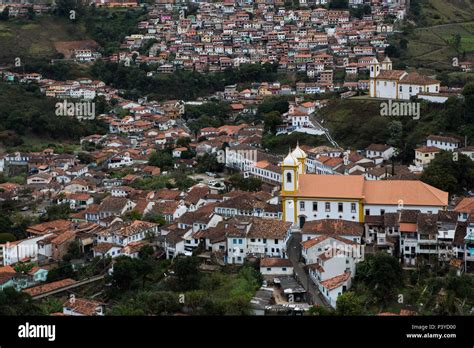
(369, 57, 441, 100)
(281, 146, 448, 228)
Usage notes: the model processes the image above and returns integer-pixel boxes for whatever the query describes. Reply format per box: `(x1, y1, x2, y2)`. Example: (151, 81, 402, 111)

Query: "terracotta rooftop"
(24, 278, 76, 296)
(320, 272, 351, 290)
(260, 258, 293, 268)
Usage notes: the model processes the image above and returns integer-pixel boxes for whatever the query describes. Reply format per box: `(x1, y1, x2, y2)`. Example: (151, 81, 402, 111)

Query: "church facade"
(369, 57, 440, 100)
(281, 146, 449, 227)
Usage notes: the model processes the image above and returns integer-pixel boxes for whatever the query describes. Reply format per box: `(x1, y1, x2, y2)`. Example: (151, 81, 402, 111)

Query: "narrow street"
(287, 232, 328, 307)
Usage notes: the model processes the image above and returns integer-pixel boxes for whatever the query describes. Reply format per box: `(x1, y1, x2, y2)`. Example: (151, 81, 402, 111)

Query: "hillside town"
(0, 0, 473, 319)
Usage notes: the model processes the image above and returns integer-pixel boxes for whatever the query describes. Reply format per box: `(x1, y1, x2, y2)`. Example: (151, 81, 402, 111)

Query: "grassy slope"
(316, 98, 460, 160)
(0, 16, 89, 65)
(395, 0, 474, 71)
(419, 0, 474, 26)
(318, 99, 392, 150)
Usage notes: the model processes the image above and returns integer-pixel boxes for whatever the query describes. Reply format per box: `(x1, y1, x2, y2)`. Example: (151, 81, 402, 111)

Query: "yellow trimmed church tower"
(281, 145, 307, 224)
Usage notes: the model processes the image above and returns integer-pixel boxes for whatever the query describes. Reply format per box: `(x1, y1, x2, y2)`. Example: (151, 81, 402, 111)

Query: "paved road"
(287, 232, 327, 307)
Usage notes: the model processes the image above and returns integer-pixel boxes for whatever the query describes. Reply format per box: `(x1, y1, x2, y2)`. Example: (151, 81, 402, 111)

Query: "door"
(299, 216, 306, 228)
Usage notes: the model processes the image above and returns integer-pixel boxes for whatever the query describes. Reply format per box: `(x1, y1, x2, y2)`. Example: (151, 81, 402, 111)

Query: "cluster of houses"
(0, 0, 53, 18)
(1, 139, 474, 310)
(0, 56, 471, 310)
(114, 0, 406, 80)
(414, 135, 474, 170)
(0, 0, 473, 313)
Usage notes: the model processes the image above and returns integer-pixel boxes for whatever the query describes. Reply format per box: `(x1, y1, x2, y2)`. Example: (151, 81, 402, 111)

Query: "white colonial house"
(303, 235, 360, 308)
(225, 218, 292, 264)
(426, 135, 460, 152)
(365, 144, 396, 160)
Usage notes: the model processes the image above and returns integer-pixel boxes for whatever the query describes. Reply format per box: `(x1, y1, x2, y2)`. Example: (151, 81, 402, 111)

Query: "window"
(263, 238, 267, 243)
(338, 203, 343, 213)
(282, 267, 287, 271)
(239, 239, 243, 244)
(313, 202, 318, 211)
(267, 268, 271, 271)
(233, 239, 237, 244)
(351, 203, 356, 213)
(365, 209, 370, 216)
(325, 202, 331, 212)
(286, 172, 292, 183)
(300, 201, 305, 210)
(271, 248, 275, 252)
(380, 209, 385, 215)
(251, 238, 255, 242)
(274, 239, 278, 244)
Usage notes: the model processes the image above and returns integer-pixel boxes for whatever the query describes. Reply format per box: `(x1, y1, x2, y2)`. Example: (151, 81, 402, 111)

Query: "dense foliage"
(421, 151, 474, 194)
(108, 255, 261, 315)
(90, 61, 279, 101)
(0, 82, 106, 147)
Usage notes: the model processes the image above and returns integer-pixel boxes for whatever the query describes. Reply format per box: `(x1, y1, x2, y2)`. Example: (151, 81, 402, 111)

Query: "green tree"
(55, 0, 85, 19)
(143, 213, 166, 225)
(196, 153, 224, 173)
(307, 305, 335, 316)
(143, 291, 181, 314)
(263, 111, 282, 135)
(228, 173, 262, 192)
(148, 150, 173, 171)
(171, 256, 201, 291)
(41, 204, 72, 221)
(176, 137, 191, 147)
(257, 96, 289, 115)
(452, 33, 461, 52)
(14, 262, 35, 275)
(421, 151, 474, 194)
(336, 292, 365, 315)
(27, 6, 35, 20)
(138, 245, 154, 260)
(77, 152, 94, 164)
(0, 288, 41, 315)
(111, 256, 140, 291)
(40, 298, 63, 315)
(47, 262, 75, 282)
(399, 38, 408, 50)
(62, 240, 82, 262)
(0, 233, 15, 243)
(108, 302, 146, 316)
(387, 120, 403, 147)
(356, 253, 403, 304)
(462, 82, 474, 123)
(329, 0, 348, 9)
(0, 6, 9, 21)
(123, 210, 143, 221)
